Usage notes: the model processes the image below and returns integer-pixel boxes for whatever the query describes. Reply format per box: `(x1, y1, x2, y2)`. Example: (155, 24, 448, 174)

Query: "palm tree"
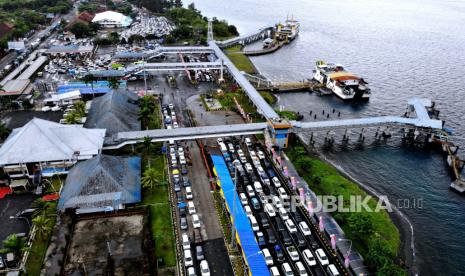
(138, 107, 151, 129)
(32, 216, 52, 240)
(108, 77, 120, 90)
(64, 111, 80, 124)
(142, 166, 161, 190)
(0, 122, 11, 141)
(82, 74, 96, 97)
(74, 101, 86, 117)
(1, 234, 27, 256)
(138, 136, 155, 165)
(31, 198, 56, 218)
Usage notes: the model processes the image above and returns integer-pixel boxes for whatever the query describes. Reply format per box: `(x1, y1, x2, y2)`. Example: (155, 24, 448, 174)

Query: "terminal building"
(91, 11, 133, 28)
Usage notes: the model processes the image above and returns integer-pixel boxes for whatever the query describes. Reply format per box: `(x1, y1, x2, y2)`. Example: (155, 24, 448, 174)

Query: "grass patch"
(260, 91, 277, 105)
(224, 45, 256, 74)
(286, 141, 405, 274)
(276, 110, 303, 121)
(139, 155, 176, 268)
(25, 205, 57, 275)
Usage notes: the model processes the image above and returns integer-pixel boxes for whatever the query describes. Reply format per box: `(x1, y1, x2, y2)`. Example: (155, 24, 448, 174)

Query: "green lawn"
(140, 155, 176, 268)
(224, 45, 256, 74)
(286, 142, 405, 274)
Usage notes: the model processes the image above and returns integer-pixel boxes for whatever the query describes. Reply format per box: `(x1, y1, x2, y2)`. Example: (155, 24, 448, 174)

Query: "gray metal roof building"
(85, 91, 140, 136)
(58, 155, 141, 212)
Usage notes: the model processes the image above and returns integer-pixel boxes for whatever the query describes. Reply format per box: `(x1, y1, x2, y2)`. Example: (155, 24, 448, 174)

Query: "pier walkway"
(104, 98, 442, 149)
(215, 25, 274, 48)
(112, 46, 215, 60)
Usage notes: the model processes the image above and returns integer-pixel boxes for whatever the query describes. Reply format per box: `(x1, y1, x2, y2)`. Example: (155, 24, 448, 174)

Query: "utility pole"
(143, 55, 148, 94)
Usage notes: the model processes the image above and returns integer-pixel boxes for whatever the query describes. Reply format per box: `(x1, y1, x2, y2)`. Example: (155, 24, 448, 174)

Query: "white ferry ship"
(275, 18, 300, 42)
(313, 61, 371, 101)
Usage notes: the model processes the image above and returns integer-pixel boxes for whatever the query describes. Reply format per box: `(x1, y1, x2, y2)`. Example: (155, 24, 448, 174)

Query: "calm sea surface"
(194, 0, 465, 274)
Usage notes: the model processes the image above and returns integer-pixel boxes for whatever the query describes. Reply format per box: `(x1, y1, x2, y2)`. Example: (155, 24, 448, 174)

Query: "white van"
(253, 181, 263, 193)
(246, 185, 255, 197)
(327, 264, 340, 276)
(188, 201, 196, 214)
(244, 205, 253, 217)
(185, 187, 193, 199)
(182, 233, 190, 250)
(249, 215, 259, 231)
(262, 248, 273, 266)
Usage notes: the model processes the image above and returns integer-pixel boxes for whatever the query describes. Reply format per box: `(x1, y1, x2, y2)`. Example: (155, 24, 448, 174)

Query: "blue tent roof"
(211, 155, 269, 276)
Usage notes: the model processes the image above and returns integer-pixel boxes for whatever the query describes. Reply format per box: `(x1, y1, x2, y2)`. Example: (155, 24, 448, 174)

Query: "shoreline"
(314, 147, 417, 275)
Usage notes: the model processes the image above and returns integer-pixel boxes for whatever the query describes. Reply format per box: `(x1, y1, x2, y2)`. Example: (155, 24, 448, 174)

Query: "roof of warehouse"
(0, 79, 32, 96)
(211, 155, 269, 275)
(58, 155, 141, 211)
(0, 118, 105, 165)
(85, 91, 140, 136)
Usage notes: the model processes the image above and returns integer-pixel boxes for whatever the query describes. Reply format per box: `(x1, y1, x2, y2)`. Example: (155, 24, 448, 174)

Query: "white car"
(250, 150, 257, 158)
(240, 156, 247, 163)
(200, 260, 210, 276)
(270, 266, 280, 276)
(295, 261, 307, 276)
(217, 138, 223, 144)
(272, 177, 281, 188)
(315, 249, 329, 266)
(240, 193, 248, 206)
(182, 233, 190, 250)
(245, 163, 253, 173)
(299, 221, 311, 236)
(173, 122, 179, 128)
(192, 214, 201, 229)
(245, 137, 252, 147)
(302, 249, 317, 267)
(285, 219, 297, 234)
(264, 203, 276, 217)
(180, 155, 186, 165)
(228, 143, 235, 153)
(281, 263, 293, 276)
(257, 151, 265, 159)
(246, 185, 255, 197)
(262, 248, 274, 266)
(187, 267, 196, 276)
(253, 181, 263, 193)
(237, 149, 244, 156)
(178, 147, 184, 155)
(257, 166, 265, 175)
(184, 249, 193, 267)
(272, 196, 283, 209)
(278, 207, 289, 221)
(188, 201, 196, 214)
(244, 205, 253, 217)
(287, 246, 299, 261)
(185, 187, 193, 199)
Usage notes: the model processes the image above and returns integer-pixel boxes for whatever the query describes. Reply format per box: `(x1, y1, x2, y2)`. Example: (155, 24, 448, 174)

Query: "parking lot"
(214, 136, 345, 276)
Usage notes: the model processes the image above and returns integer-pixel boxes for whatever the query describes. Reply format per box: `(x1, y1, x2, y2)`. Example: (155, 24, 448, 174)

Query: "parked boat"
(313, 61, 371, 101)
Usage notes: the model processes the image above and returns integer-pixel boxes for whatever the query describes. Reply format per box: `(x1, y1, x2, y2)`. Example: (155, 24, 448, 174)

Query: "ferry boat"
(275, 17, 300, 42)
(313, 61, 371, 101)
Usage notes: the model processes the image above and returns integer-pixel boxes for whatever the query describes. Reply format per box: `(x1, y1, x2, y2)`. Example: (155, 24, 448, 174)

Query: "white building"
(92, 11, 133, 28)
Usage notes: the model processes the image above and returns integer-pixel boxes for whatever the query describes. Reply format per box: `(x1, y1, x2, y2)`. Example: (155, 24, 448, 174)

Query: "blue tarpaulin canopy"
(211, 155, 269, 276)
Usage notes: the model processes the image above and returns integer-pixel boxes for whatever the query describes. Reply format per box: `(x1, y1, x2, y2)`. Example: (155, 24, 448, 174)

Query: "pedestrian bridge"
(104, 98, 443, 149)
(215, 25, 274, 48)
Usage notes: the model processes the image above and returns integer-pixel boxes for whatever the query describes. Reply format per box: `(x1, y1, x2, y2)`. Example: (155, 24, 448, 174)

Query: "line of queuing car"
(165, 103, 210, 276)
(217, 136, 341, 276)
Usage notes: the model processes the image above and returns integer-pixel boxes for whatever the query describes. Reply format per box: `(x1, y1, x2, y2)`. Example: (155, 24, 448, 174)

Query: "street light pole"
(143, 56, 148, 94)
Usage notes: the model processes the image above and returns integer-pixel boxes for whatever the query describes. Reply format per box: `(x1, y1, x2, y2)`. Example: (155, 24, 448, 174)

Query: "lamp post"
(338, 238, 352, 268)
(9, 216, 31, 228)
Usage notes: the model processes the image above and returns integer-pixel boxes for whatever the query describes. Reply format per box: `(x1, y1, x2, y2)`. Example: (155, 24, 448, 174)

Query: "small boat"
(313, 61, 371, 101)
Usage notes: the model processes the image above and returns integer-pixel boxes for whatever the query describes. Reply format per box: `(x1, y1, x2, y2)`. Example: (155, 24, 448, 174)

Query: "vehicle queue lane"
(226, 139, 317, 275)
(259, 143, 349, 276)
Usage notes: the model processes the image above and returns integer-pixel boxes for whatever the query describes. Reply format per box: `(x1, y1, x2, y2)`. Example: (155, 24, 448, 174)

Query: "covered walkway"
(211, 154, 269, 276)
